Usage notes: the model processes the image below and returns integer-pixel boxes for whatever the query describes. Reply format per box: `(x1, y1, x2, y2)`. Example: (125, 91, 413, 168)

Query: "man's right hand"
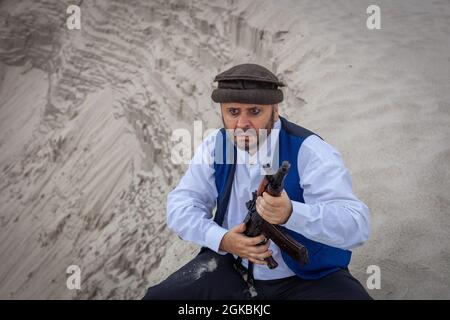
(219, 223, 273, 265)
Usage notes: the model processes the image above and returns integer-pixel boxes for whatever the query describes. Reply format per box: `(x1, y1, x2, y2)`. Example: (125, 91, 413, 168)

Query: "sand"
(0, 0, 449, 299)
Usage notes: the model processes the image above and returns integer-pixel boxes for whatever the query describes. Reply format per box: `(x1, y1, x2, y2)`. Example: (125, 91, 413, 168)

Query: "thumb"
(231, 223, 246, 233)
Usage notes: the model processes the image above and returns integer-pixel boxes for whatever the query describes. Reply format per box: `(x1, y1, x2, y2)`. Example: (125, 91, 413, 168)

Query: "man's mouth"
(234, 135, 252, 141)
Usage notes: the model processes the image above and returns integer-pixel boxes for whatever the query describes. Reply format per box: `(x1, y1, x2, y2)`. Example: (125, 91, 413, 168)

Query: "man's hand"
(219, 223, 273, 265)
(256, 190, 293, 225)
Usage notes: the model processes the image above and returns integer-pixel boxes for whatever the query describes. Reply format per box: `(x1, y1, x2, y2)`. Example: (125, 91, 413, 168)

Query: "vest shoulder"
(280, 117, 322, 140)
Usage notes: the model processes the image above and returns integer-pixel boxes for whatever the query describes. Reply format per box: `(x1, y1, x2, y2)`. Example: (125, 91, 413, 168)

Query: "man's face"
(221, 103, 279, 152)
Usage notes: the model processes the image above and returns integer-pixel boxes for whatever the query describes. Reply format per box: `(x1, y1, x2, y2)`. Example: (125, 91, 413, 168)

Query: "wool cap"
(211, 63, 285, 104)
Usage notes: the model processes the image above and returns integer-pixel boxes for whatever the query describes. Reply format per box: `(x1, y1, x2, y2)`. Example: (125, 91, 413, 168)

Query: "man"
(143, 63, 372, 300)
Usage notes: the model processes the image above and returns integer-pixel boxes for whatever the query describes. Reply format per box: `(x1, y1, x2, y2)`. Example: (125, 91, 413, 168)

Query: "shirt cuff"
(281, 200, 311, 233)
(205, 224, 229, 255)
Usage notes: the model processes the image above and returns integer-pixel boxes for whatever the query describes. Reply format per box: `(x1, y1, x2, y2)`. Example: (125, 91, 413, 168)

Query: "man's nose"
(236, 114, 251, 129)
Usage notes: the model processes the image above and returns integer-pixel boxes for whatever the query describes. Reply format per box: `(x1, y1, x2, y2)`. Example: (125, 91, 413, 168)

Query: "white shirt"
(166, 119, 370, 280)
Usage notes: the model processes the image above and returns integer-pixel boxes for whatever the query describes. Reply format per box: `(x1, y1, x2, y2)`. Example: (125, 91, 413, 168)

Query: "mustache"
(233, 129, 258, 137)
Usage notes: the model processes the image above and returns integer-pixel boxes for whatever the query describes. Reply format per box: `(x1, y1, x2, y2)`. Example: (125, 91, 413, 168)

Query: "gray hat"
(211, 63, 285, 105)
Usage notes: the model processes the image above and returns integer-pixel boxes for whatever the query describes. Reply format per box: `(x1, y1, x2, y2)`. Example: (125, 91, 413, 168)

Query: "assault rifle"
(243, 161, 309, 269)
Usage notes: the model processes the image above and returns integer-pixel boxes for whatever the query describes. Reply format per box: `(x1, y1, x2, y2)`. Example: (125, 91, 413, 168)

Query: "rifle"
(243, 161, 309, 269)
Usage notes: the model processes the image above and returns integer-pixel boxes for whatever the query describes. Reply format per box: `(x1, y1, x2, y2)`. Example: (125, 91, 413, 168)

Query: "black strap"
(247, 261, 255, 285)
(233, 257, 255, 286)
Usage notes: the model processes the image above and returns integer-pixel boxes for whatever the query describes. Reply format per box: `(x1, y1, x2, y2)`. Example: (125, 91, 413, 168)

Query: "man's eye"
(229, 109, 239, 116)
(250, 109, 261, 115)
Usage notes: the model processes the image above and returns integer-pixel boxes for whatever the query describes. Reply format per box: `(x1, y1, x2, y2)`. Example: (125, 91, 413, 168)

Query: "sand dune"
(0, 0, 449, 299)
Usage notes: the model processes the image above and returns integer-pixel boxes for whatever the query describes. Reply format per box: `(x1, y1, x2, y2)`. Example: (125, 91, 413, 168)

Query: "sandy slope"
(0, 0, 449, 299)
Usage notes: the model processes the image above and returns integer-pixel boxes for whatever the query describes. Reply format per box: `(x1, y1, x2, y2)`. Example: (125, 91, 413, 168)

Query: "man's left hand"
(256, 190, 293, 225)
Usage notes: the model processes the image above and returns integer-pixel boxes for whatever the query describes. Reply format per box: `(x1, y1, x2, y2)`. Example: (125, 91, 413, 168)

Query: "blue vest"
(213, 116, 351, 279)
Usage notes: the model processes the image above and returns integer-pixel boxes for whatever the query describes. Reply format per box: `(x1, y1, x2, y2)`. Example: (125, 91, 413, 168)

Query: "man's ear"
(273, 104, 279, 120)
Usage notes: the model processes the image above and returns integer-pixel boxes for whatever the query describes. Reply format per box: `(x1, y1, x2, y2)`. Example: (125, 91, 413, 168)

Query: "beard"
(222, 108, 276, 153)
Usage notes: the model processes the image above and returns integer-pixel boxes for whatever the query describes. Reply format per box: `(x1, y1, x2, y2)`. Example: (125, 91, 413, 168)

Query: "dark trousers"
(142, 249, 372, 300)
